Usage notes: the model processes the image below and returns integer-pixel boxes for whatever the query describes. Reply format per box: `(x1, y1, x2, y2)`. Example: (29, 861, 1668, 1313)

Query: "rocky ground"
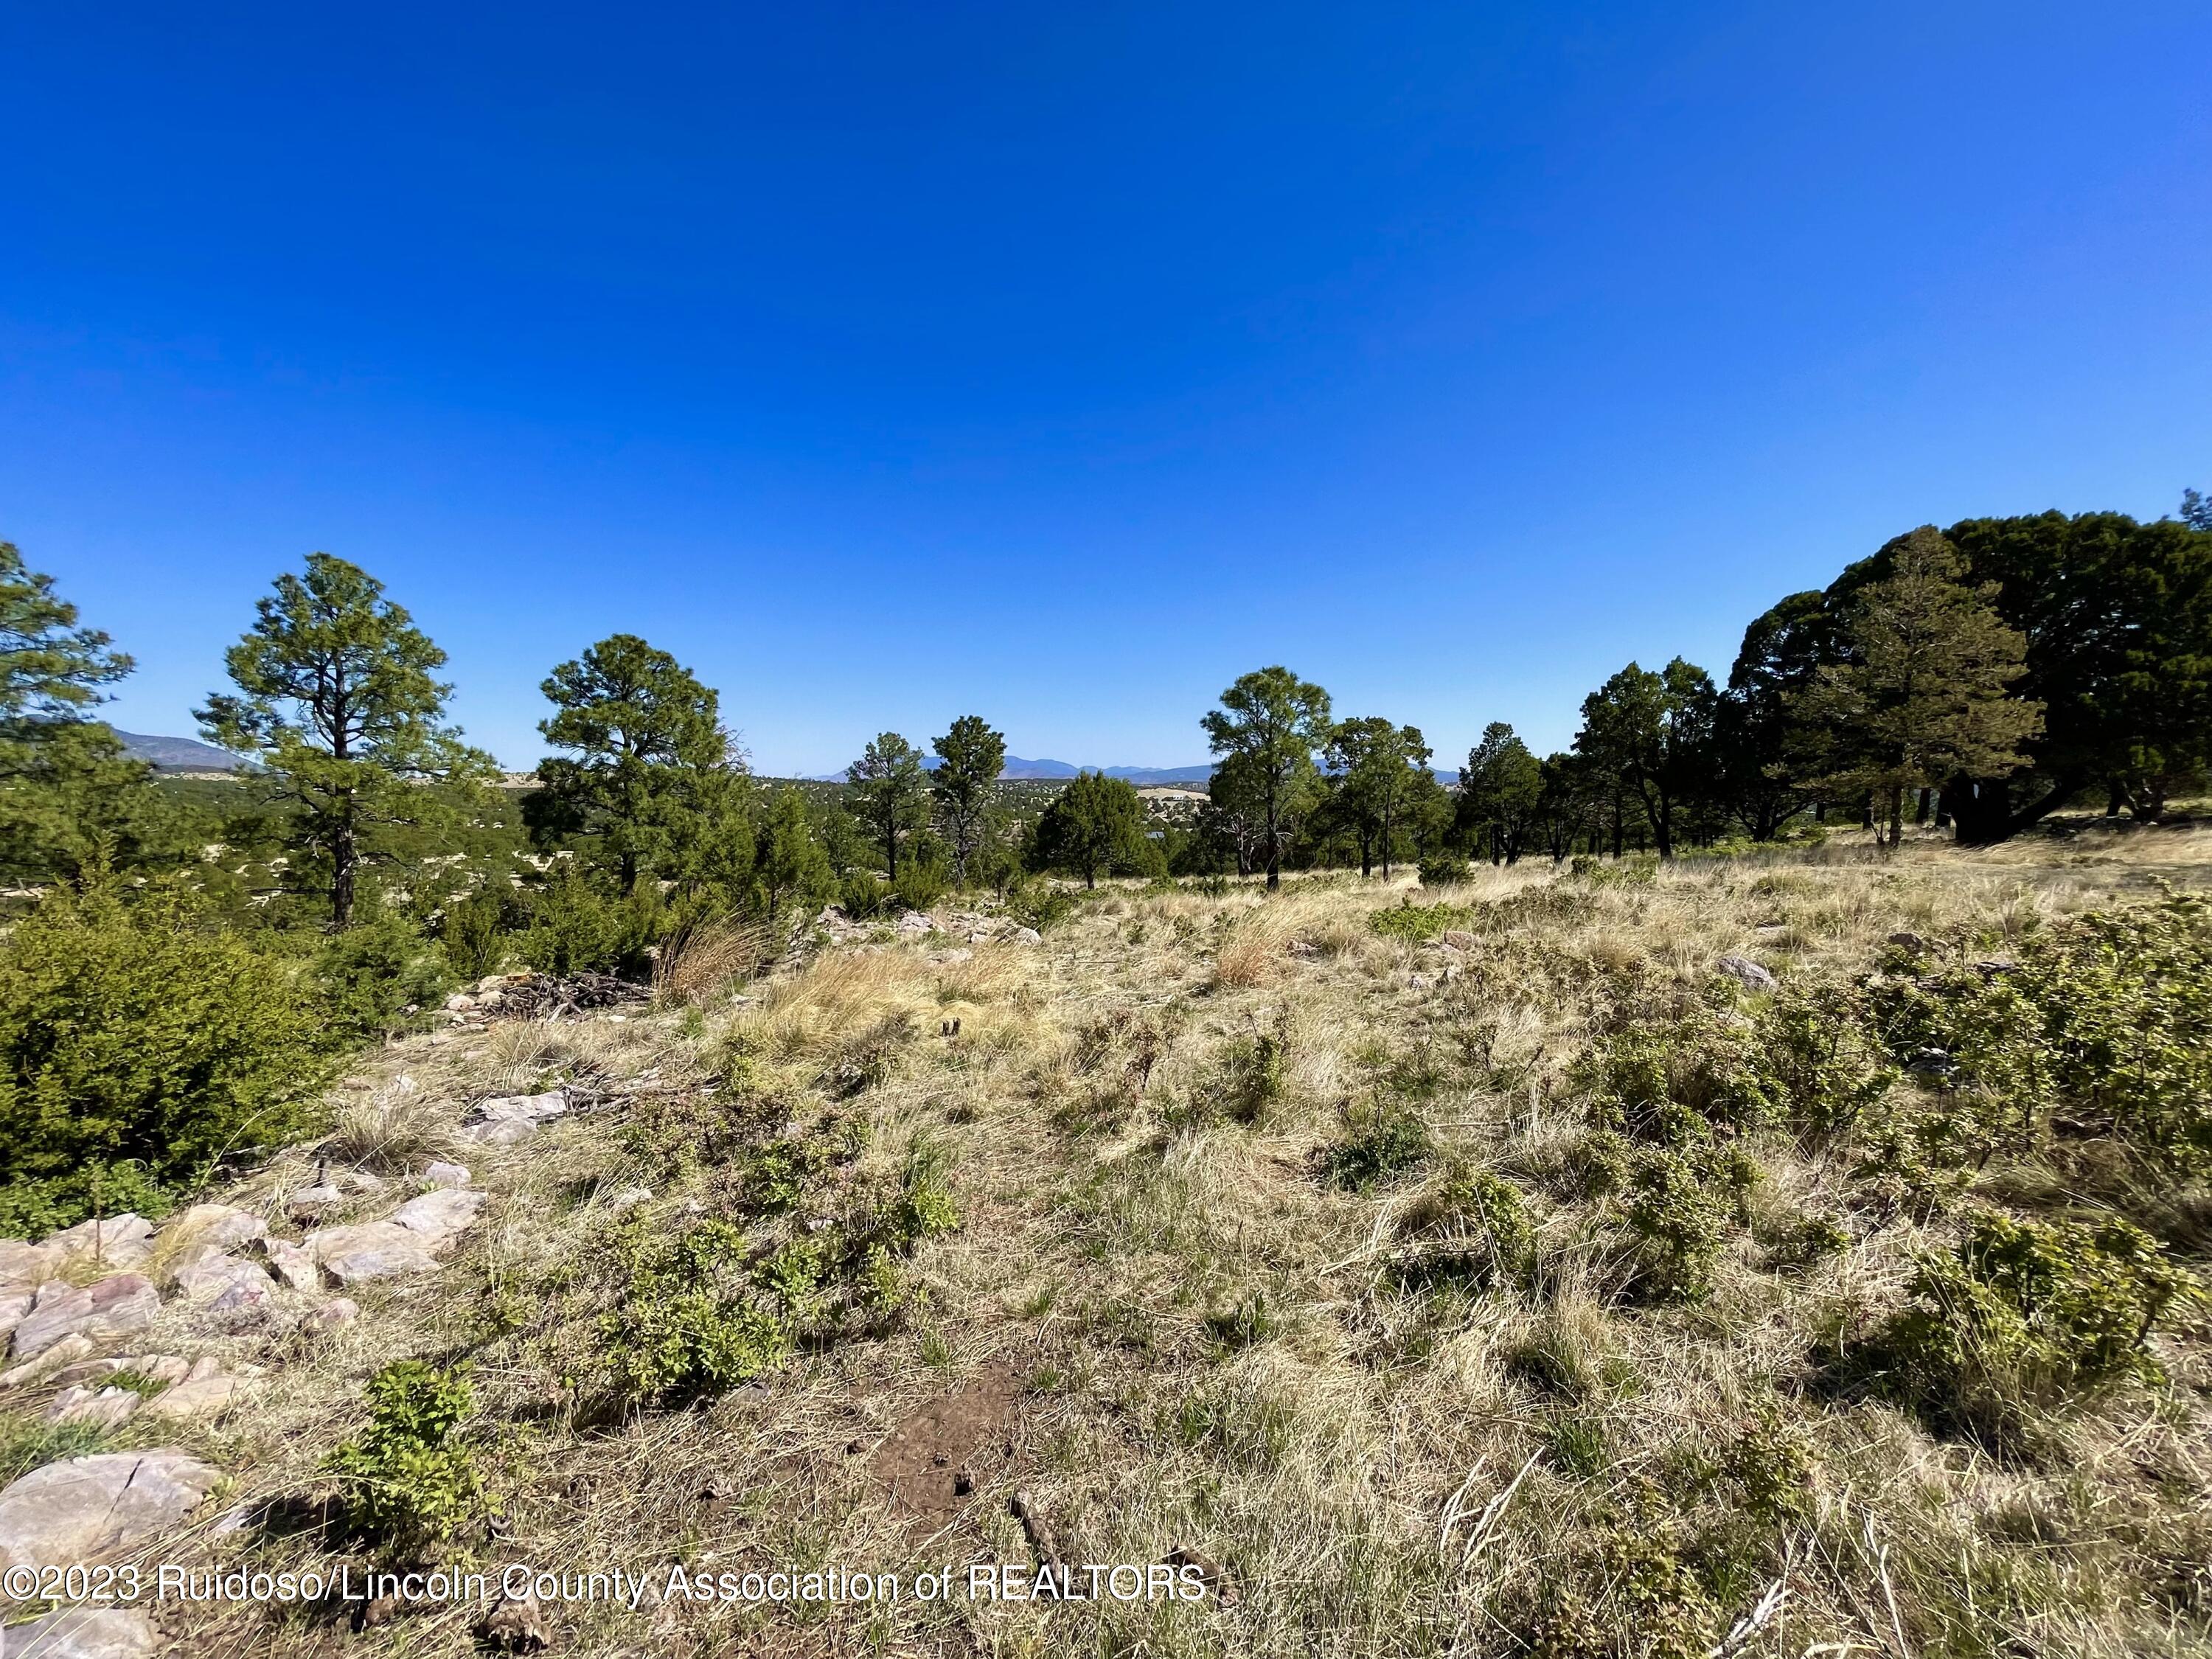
(1, 830, 2209, 1658)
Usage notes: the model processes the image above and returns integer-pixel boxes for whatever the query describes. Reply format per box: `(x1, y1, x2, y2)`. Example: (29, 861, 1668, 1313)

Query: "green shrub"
(1863, 891, 2212, 1173)
(1368, 899, 1475, 943)
(1851, 1210, 2203, 1437)
(438, 886, 507, 979)
(1326, 1099, 1433, 1191)
(1216, 1030, 1284, 1124)
(1618, 1145, 1741, 1302)
(891, 858, 947, 914)
(1395, 1166, 1537, 1290)
(603, 1218, 795, 1402)
(1579, 1009, 1780, 1140)
(0, 882, 334, 1232)
(518, 864, 616, 975)
(327, 1361, 488, 1557)
(314, 908, 451, 1037)
(1006, 880, 1077, 933)
(1417, 854, 1473, 888)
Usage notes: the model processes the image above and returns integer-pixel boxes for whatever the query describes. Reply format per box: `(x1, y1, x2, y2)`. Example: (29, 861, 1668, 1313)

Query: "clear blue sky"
(3, 3, 2207, 775)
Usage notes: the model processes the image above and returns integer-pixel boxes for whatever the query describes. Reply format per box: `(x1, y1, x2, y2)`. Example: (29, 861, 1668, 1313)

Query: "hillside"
(2, 827, 2208, 1657)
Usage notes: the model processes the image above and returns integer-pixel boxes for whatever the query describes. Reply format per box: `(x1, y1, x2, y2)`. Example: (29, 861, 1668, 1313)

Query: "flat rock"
(170, 1253, 275, 1314)
(41, 1217, 155, 1273)
(0, 1450, 220, 1570)
(422, 1161, 472, 1189)
(307, 1223, 440, 1284)
(142, 1372, 252, 1424)
(286, 1183, 347, 1217)
(10, 1276, 160, 1363)
(1012, 926, 1042, 945)
(0, 1606, 163, 1657)
(1441, 929, 1478, 951)
(0, 1334, 95, 1390)
(43, 1386, 142, 1429)
(1716, 954, 1779, 994)
(48, 1355, 189, 1391)
(0, 1241, 55, 1293)
(460, 1091, 568, 1146)
(0, 1293, 29, 1347)
(253, 1237, 319, 1293)
(389, 1189, 484, 1244)
(156, 1204, 266, 1256)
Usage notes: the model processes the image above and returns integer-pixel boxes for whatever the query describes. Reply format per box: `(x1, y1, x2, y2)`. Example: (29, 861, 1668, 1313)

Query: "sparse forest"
(1, 498, 2210, 1659)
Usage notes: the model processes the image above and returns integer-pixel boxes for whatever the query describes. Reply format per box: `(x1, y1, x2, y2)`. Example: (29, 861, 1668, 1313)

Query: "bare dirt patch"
(866, 1362, 1022, 1530)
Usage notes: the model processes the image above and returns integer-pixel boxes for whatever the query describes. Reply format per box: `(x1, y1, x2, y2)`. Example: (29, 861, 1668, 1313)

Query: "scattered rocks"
(170, 1253, 276, 1315)
(10, 1275, 161, 1363)
(1011, 926, 1043, 945)
(1440, 929, 1478, 952)
(0, 1242, 53, 1292)
(389, 1188, 485, 1244)
(1164, 1543, 1240, 1607)
(462, 1091, 570, 1147)
(1886, 931, 1927, 951)
(285, 1183, 348, 1219)
(306, 1223, 441, 1285)
(1715, 955, 1779, 994)
(0, 1450, 219, 1570)
(42, 1386, 142, 1430)
(451, 972, 646, 1025)
(894, 910, 936, 936)
(422, 1161, 472, 1189)
(42, 1216, 155, 1273)
(0, 1605, 164, 1658)
(605, 1186, 653, 1215)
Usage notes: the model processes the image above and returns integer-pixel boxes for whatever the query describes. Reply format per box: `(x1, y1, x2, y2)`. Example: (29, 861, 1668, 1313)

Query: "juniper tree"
(846, 733, 928, 881)
(200, 554, 490, 928)
(1202, 666, 1332, 889)
(532, 634, 751, 898)
(1794, 527, 2042, 849)
(1032, 771, 1150, 888)
(931, 714, 1006, 884)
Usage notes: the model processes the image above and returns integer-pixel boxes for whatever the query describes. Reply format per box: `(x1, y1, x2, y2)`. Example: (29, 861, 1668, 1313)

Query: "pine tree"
(846, 733, 928, 880)
(1201, 667, 1332, 889)
(0, 540, 161, 881)
(1458, 723, 1543, 864)
(1325, 717, 1431, 877)
(532, 634, 750, 898)
(1795, 527, 2042, 848)
(931, 714, 1006, 884)
(752, 787, 832, 929)
(200, 554, 490, 927)
(1573, 658, 1717, 859)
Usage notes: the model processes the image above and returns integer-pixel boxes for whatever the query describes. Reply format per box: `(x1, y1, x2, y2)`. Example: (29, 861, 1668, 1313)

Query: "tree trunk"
(1914, 787, 1931, 826)
(1952, 771, 2086, 846)
(1885, 785, 1905, 850)
(330, 814, 357, 929)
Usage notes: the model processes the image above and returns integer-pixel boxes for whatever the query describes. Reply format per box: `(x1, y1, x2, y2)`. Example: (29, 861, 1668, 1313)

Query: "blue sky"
(3, 3, 2207, 775)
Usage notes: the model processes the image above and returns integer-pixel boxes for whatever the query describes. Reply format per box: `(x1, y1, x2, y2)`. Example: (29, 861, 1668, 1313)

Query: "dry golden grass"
(94, 829, 2212, 1659)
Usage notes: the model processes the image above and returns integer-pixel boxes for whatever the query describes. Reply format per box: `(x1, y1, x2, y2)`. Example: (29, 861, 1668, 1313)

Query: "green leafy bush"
(313, 908, 451, 1037)
(1851, 1210, 2203, 1438)
(1863, 891, 2212, 1173)
(438, 886, 508, 978)
(891, 858, 948, 913)
(1395, 1166, 1536, 1290)
(1326, 1099, 1433, 1191)
(603, 1218, 796, 1402)
(1416, 854, 1473, 888)
(327, 1361, 488, 1557)
(1367, 900, 1475, 943)
(0, 881, 333, 1233)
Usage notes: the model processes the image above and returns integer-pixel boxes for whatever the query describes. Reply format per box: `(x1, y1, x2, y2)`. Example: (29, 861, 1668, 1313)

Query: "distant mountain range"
(114, 729, 243, 771)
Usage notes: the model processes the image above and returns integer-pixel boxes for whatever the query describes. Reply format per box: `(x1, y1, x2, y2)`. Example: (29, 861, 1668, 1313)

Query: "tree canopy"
(1202, 666, 1332, 888)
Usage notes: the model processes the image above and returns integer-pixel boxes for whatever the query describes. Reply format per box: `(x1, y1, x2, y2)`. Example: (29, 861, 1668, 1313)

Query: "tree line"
(0, 495, 2206, 935)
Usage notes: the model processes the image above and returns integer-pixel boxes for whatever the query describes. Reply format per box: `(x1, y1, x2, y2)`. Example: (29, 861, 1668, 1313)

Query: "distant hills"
(114, 729, 242, 771)
(998, 757, 1213, 785)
